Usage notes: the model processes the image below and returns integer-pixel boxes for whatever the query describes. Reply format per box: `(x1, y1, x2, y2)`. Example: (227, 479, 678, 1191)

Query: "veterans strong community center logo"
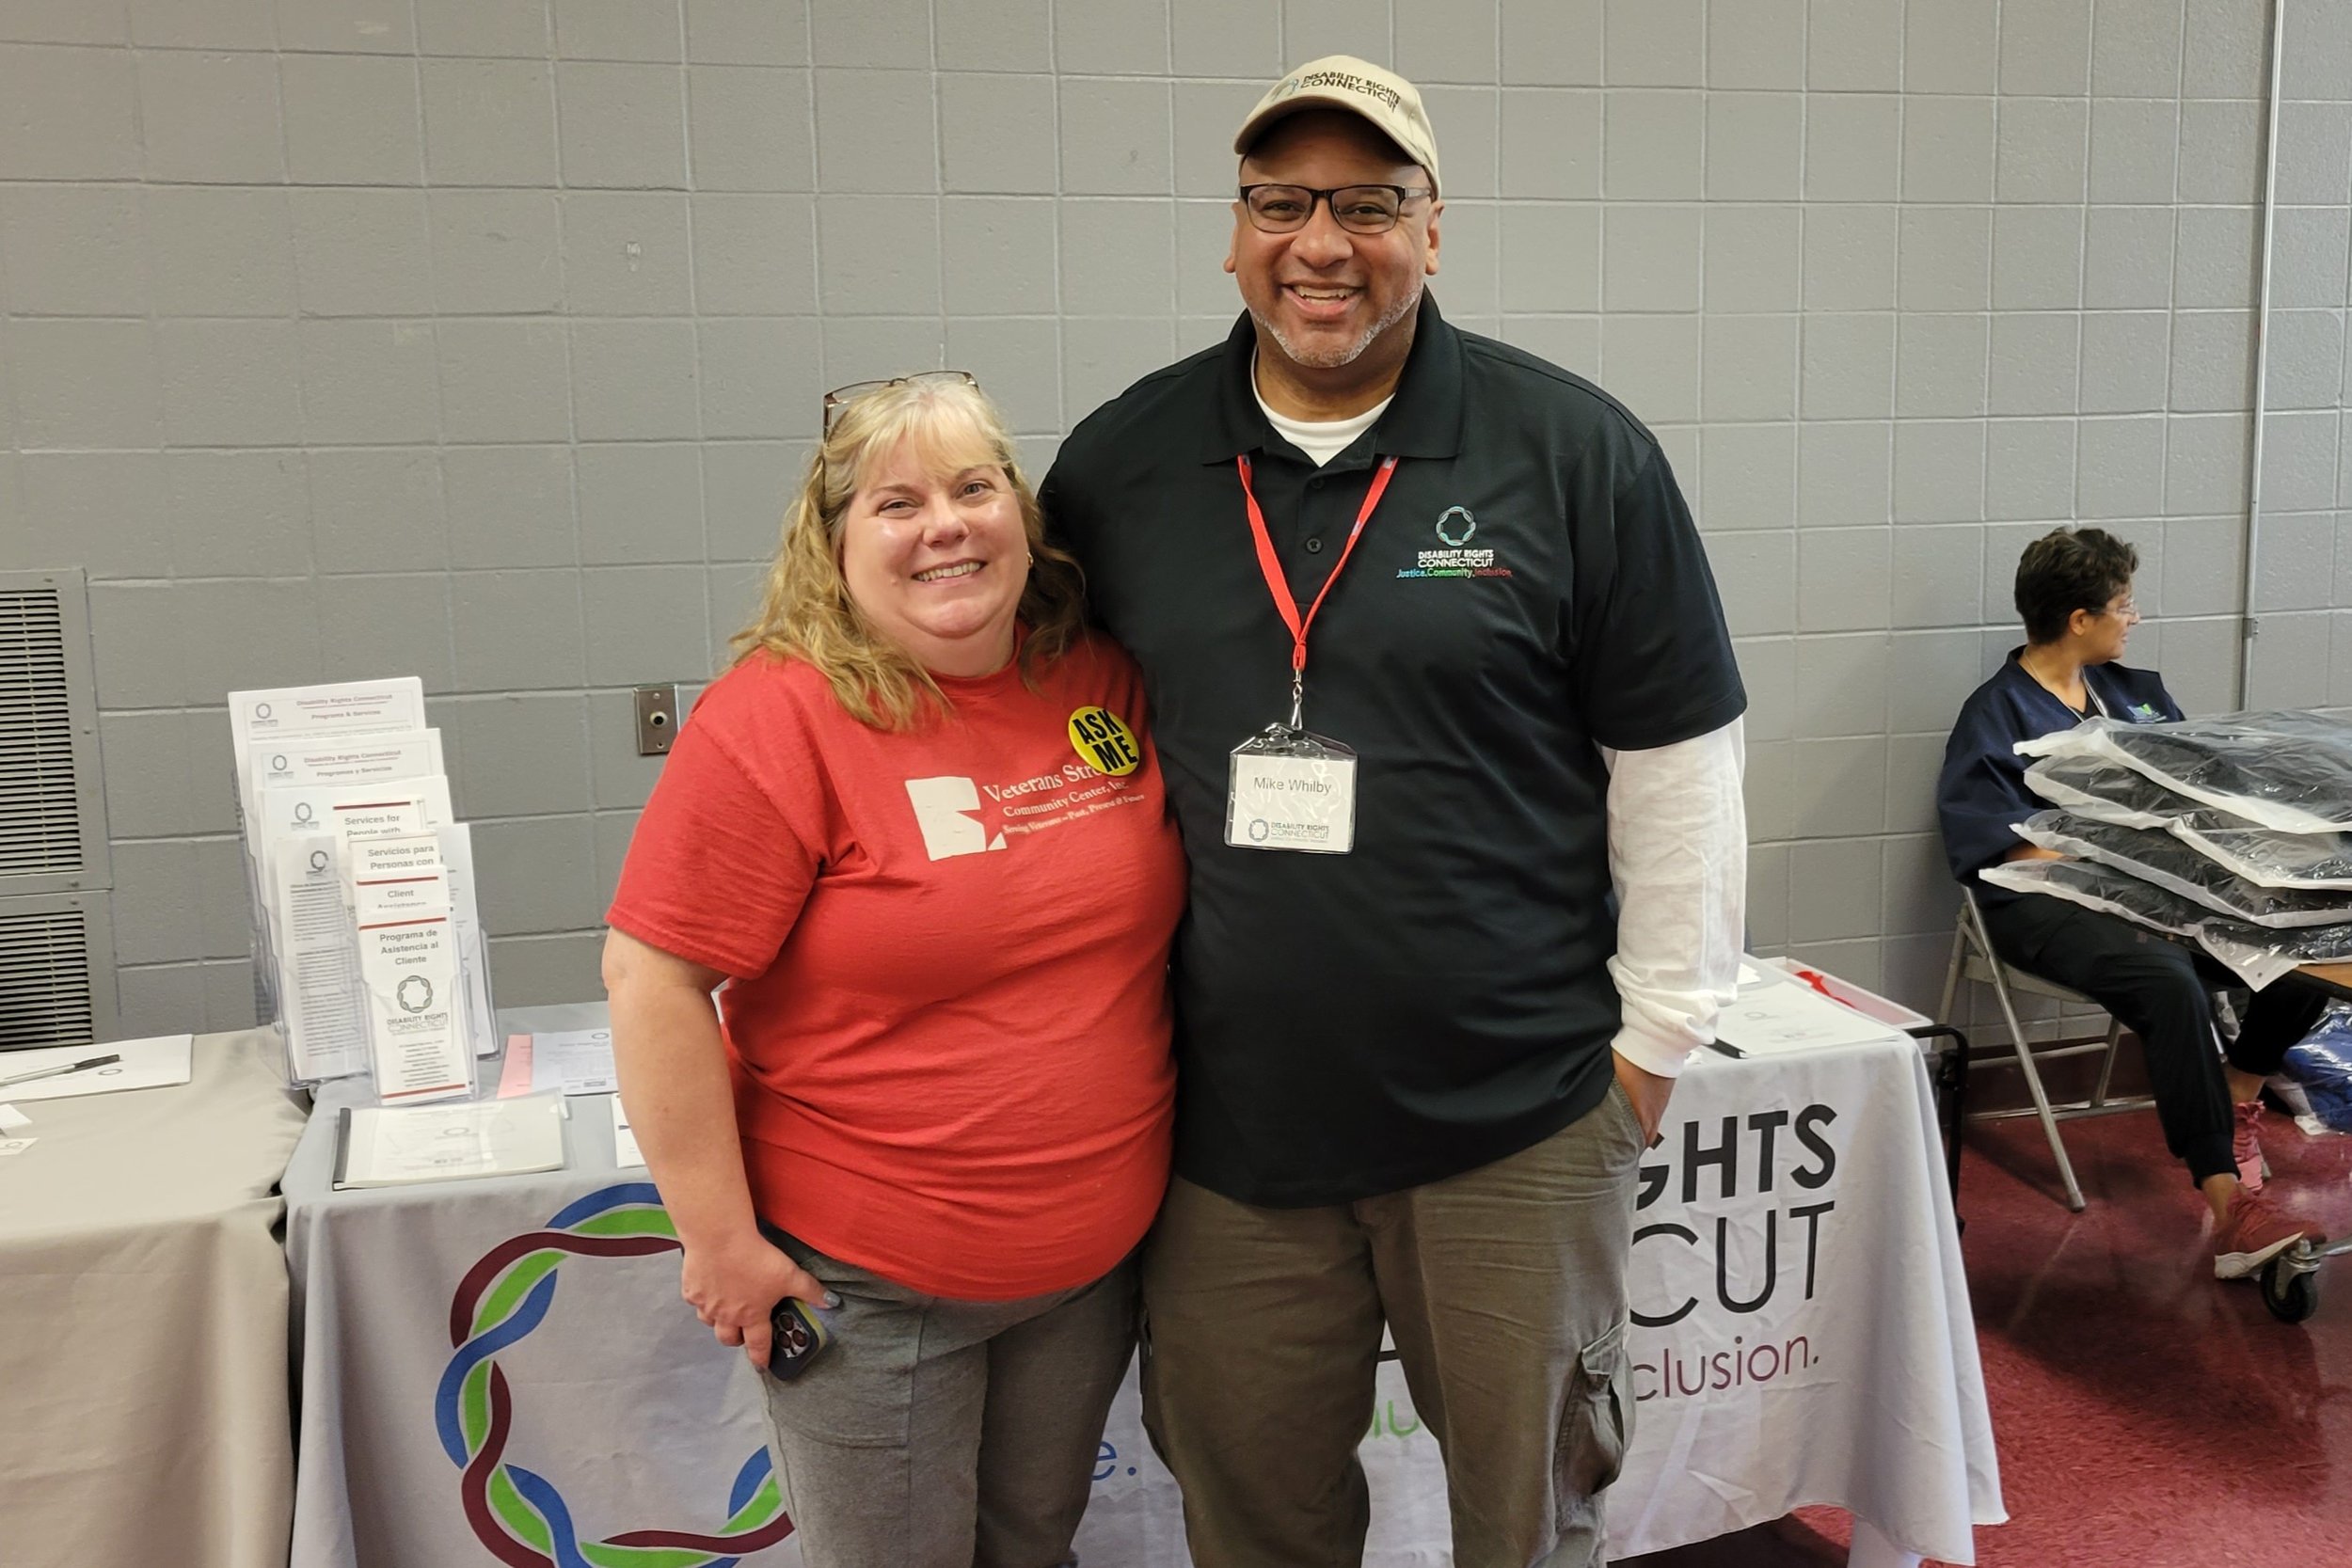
(904, 705, 1152, 861)
(436, 1184, 795, 1564)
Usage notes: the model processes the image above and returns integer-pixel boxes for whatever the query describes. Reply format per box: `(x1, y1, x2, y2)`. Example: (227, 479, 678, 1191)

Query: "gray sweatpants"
(756, 1240, 1137, 1568)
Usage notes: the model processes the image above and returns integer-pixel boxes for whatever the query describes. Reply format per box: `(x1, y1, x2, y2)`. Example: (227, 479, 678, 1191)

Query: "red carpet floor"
(1624, 1104, 2352, 1567)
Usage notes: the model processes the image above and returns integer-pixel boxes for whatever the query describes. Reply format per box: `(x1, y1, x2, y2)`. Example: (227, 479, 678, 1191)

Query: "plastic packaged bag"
(2025, 752, 2213, 830)
(2279, 1004, 2352, 1134)
(2194, 920, 2352, 993)
(1979, 857, 2352, 990)
(1979, 855, 2207, 942)
(2026, 752, 2352, 889)
(2015, 712, 2352, 833)
(2012, 811, 2352, 928)
(2169, 819, 2352, 892)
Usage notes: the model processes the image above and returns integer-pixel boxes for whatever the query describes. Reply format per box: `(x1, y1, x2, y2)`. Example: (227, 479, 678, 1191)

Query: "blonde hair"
(731, 376, 1087, 730)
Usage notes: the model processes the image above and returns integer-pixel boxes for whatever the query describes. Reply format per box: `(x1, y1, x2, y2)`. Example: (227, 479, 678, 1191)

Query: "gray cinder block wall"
(0, 0, 2347, 1031)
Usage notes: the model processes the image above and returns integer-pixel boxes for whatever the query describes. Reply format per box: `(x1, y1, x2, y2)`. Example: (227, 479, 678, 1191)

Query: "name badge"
(1226, 724, 1357, 854)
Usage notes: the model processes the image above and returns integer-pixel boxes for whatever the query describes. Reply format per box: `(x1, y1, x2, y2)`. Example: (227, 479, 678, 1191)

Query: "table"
(2299, 960, 2352, 1001)
(283, 1005, 799, 1568)
(285, 1012, 2001, 1567)
(0, 1028, 310, 1568)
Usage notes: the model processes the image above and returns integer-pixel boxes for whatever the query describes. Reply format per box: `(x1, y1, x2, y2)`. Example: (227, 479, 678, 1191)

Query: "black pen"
(0, 1053, 120, 1089)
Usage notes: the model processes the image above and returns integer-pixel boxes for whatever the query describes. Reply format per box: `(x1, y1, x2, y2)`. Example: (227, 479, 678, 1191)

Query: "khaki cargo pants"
(1140, 1083, 1645, 1568)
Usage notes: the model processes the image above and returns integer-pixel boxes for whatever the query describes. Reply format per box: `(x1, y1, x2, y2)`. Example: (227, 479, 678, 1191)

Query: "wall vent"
(0, 570, 115, 1048)
(0, 894, 116, 1049)
(0, 572, 107, 892)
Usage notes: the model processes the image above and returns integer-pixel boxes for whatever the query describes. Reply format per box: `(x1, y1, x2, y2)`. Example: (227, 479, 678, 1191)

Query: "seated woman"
(1936, 526, 2327, 1280)
(603, 373, 1185, 1566)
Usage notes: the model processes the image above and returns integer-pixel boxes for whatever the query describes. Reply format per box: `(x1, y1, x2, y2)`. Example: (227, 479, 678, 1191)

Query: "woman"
(1935, 526, 2327, 1278)
(603, 373, 1184, 1567)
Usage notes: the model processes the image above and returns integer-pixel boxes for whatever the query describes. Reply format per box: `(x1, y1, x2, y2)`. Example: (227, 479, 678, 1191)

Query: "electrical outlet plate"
(634, 685, 679, 755)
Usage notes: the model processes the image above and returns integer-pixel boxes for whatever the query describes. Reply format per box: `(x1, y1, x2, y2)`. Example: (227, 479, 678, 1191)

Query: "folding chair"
(1935, 887, 2145, 1212)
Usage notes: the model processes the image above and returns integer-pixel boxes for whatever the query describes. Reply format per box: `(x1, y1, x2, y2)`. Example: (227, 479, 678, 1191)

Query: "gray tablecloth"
(285, 1004, 787, 1568)
(0, 1028, 310, 1567)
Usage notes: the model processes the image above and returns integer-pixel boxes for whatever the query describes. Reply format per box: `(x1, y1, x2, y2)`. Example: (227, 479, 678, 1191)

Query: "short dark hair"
(2013, 527, 2137, 644)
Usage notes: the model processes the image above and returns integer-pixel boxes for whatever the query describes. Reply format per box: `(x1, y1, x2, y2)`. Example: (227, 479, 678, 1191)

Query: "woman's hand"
(607, 930, 830, 1372)
(679, 1231, 834, 1371)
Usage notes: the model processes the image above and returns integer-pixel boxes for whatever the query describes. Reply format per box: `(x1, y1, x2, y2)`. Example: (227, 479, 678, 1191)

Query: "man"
(1041, 56, 1748, 1568)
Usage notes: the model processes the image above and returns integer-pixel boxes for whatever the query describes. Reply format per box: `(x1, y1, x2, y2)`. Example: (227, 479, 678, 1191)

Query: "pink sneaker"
(2233, 1099, 2270, 1193)
(2213, 1189, 2325, 1280)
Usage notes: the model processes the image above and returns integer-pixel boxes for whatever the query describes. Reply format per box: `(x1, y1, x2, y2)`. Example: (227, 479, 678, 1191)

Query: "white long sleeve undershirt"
(1600, 718, 1748, 1078)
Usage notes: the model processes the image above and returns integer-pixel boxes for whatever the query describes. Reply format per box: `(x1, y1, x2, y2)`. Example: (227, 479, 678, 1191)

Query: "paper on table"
(252, 775, 454, 980)
(230, 680, 429, 1019)
(1714, 969, 1908, 1057)
(347, 832, 444, 883)
(333, 1094, 567, 1189)
(496, 1036, 535, 1098)
(246, 730, 442, 804)
(230, 678, 427, 780)
(1762, 955, 1935, 1030)
(0, 1105, 27, 1132)
(532, 1029, 618, 1096)
(352, 851, 453, 927)
(0, 1035, 195, 1102)
(356, 910, 469, 1104)
(611, 1096, 643, 1167)
(230, 680, 429, 854)
(273, 836, 369, 1082)
(254, 777, 455, 883)
(0, 1138, 33, 1157)
(342, 830, 493, 1060)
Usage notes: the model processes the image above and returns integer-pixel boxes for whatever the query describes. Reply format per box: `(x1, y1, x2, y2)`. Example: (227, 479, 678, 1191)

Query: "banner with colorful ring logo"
(435, 1183, 795, 1566)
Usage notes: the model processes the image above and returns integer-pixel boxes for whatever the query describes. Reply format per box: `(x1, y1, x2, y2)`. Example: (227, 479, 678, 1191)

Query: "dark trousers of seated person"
(1979, 895, 2328, 1186)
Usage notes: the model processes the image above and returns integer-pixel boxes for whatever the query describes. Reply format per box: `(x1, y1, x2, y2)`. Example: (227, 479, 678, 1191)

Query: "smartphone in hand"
(767, 1296, 834, 1380)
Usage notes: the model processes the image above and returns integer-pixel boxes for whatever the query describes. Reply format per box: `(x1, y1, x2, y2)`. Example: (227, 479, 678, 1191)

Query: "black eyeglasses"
(821, 370, 979, 436)
(1239, 183, 1434, 235)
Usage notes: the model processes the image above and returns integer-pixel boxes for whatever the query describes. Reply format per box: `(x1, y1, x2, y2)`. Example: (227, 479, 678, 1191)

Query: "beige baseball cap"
(1233, 55, 1442, 195)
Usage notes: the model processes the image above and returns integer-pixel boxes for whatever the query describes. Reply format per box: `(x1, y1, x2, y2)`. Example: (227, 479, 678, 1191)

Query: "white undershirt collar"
(1251, 356, 1394, 467)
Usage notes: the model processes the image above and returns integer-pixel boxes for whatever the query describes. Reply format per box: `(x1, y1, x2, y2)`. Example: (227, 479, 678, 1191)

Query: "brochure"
(332, 1094, 567, 1189)
(0, 1035, 195, 1102)
(1712, 963, 1912, 1057)
(356, 908, 470, 1103)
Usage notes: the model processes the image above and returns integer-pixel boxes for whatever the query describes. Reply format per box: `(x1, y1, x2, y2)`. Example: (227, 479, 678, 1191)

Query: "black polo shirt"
(1040, 296, 1745, 1207)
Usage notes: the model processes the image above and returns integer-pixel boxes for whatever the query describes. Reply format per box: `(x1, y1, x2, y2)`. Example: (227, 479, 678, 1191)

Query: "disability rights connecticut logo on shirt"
(1395, 504, 1513, 580)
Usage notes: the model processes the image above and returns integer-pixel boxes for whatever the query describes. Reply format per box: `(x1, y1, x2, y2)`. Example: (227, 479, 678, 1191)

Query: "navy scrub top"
(1935, 648, 2183, 900)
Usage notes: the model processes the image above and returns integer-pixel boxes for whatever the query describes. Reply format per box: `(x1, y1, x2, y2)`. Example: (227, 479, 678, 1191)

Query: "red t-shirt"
(607, 634, 1184, 1301)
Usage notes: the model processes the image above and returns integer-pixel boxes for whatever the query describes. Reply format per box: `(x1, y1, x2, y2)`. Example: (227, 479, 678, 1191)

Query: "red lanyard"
(1236, 453, 1400, 724)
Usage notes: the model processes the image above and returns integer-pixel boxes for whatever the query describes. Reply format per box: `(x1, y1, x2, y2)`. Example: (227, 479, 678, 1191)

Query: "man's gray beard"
(1252, 280, 1421, 370)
